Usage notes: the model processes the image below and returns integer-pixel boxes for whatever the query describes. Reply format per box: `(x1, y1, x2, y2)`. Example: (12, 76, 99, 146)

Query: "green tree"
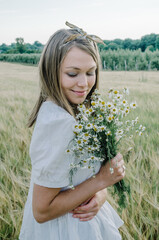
(0, 43, 9, 53)
(140, 34, 157, 51)
(15, 38, 26, 53)
(122, 38, 133, 50)
(33, 41, 43, 48)
(107, 42, 119, 50)
(113, 39, 122, 48)
(155, 35, 159, 50)
(131, 39, 141, 50)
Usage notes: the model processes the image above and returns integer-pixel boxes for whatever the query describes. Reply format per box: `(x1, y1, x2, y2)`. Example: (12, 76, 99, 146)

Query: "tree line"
(98, 33, 159, 52)
(0, 38, 44, 54)
(0, 33, 159, 54)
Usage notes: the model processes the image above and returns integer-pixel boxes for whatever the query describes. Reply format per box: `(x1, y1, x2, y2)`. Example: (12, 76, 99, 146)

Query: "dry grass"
(0, 62, 159, 240)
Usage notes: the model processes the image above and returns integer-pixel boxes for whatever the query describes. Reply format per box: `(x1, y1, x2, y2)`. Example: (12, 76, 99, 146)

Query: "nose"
(77, 74, 88, 87)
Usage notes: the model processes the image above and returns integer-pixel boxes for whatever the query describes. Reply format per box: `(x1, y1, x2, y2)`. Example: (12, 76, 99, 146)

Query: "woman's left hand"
(70, 188, 107, 221)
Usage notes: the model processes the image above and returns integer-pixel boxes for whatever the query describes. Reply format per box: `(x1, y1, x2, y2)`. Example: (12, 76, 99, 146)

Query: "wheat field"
(0, 62, 159, 240)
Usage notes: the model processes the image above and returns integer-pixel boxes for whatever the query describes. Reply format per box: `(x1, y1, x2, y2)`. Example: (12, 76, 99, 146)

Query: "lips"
(72, 90, 87, 96)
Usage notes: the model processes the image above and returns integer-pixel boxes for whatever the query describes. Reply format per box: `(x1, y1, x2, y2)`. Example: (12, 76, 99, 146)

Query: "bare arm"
(33, 153, 125, 223)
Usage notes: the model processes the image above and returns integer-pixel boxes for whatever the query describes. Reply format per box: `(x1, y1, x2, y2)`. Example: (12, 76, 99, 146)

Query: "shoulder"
(30, 101, 76, 163)
(36, 101, 76, 126)
(30, 101, 76, 150)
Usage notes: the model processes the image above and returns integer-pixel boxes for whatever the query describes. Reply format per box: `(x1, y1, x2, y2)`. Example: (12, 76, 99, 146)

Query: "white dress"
(19, 101, 124, 240)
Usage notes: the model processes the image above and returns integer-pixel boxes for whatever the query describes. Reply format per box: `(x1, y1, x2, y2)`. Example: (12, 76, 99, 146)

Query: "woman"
(19, 22, 125, 239)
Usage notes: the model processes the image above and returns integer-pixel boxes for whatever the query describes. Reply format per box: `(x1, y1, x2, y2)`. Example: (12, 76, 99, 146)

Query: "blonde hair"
(28, 28, 101, 127)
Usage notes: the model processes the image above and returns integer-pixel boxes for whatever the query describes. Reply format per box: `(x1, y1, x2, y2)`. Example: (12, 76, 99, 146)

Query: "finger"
(118, 162, 126, 173)
(73, 199, 96, 213)
(116, 160, 124, 168)
(79, 216, 94, 221)
(111, 154, 123, 166)
(118, 170, 126, 178)
(112, 159, 124, 169)
(73, 205, 94, 214)
(73, 211, 95, 220)
(117, 167, 124, 174)
(72, 199, 91, 213)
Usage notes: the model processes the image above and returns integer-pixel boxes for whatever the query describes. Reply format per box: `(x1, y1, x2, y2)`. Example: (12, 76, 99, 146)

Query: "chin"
(69, 97, 86, 105)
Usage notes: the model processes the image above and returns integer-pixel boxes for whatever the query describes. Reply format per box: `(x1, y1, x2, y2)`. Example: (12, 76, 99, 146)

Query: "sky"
(1, 0, 159, 45)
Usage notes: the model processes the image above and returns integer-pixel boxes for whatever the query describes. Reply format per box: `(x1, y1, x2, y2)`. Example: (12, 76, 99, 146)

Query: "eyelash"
(67, 73, 77, 77)
(67, 72, 95, 77)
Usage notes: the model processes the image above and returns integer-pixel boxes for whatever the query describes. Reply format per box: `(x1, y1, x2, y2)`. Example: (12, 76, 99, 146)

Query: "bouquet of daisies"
(67, 88, 145, 209)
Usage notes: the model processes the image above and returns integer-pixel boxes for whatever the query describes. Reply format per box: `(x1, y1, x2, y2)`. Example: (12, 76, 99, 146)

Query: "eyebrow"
(66, 66, 97, 70)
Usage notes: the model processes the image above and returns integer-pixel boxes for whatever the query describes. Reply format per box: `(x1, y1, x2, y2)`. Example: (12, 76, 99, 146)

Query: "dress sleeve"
(30, 105, 75, 188)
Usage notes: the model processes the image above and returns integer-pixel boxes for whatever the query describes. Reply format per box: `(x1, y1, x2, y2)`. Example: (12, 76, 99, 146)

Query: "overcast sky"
(1, 0, 159, 45)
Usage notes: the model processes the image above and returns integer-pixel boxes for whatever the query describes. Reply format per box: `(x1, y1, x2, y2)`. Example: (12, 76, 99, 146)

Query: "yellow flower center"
(91, 102, 96, 106)
(84, 133, 89, 137)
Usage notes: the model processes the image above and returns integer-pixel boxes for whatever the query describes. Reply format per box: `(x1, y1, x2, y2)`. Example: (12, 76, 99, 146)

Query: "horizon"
(1, 32, 159, 46)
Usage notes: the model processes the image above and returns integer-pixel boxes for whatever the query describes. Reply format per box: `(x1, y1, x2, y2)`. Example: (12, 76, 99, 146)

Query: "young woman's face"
(60, 47, 96, 105)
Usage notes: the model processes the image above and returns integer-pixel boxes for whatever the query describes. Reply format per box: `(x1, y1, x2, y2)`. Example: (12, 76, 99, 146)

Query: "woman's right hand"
(98, 153, 125, 188)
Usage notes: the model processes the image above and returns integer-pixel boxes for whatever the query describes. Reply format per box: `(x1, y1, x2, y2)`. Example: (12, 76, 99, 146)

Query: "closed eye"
(67, 72, 77, 77)
(87, 71, 96, 76)
(66, 70, 96, 77)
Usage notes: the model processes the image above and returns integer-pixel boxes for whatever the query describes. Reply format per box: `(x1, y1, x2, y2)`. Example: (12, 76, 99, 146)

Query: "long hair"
(27, 28, 101, 127)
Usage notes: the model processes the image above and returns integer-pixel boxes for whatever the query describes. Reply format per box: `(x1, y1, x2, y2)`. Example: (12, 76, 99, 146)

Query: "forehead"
(61, 47, 96, 69)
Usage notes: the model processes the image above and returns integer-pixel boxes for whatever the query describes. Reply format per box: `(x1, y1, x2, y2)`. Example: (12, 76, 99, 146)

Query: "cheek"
(61, 74, 73, 89)
(89, 76, 96, 88)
